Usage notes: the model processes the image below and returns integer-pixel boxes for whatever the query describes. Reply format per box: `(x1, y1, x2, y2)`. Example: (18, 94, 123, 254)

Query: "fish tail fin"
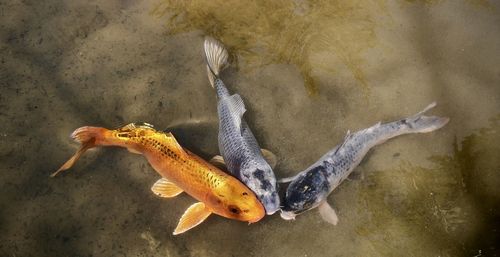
(204, 36, 228, 88)
(50, 126, 107, 177)
(71, 126, 107, 144)
(403, 102, 449, 133)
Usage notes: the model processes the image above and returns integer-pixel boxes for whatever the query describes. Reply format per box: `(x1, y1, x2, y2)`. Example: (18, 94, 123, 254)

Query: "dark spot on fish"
(253, 169, 265, 180)
(400, 118, 413, 128)
(321, 161, 333, 176)
(228, 205, 241, 214)
(242, 192, 248, 196)
(282, 165, 330, 213)
(260, 180, 273, 190)
(253, 169, 273, 190)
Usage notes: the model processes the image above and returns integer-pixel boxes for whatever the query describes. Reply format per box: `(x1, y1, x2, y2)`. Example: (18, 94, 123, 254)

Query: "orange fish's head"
(210, 181, 265, 223)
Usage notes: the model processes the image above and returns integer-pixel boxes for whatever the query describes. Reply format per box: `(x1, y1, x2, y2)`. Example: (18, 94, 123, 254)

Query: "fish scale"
(52, 123, 265, 234)
(112, 127, 230, 194)
(205, 37, 280, 215)
(281, 102, 449, 223)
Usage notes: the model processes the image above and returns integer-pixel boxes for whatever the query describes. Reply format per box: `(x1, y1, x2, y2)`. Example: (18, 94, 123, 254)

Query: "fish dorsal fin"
(221, 94, 246, 131)
(117, 123, 137, 131)
(118, 122, 154, 132)
(318, 201, 339, 225)
(134, 122, 154, 129)
(332, 130, 353, 156)
(151, 178, 184, 198)
(228, 94, 246, 117)
(163, 132, 188, 158)
(173, 202, 212, 235)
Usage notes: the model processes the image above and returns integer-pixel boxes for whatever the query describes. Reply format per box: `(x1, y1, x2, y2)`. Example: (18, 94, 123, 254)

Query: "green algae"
(151, 0, 382, 96)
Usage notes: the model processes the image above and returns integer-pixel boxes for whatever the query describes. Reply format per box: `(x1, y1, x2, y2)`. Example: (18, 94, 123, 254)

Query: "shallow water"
(1, 0, 499, 256)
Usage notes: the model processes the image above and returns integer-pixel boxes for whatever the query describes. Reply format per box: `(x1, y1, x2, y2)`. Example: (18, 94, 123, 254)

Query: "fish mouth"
(260, 193, 281, 215)
(264, 202, 280, 215)
(266, 209, 278, 215)
(246, 205, 266, 224)
(279, 210, 297, 221)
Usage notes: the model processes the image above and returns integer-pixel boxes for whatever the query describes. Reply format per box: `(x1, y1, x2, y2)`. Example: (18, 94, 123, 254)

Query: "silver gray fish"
(204, 37, 280, 215)
(280, 102, 449, 224)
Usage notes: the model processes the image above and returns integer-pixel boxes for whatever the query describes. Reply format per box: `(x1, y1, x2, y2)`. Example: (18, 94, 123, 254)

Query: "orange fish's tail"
(51, 126, 108, 177)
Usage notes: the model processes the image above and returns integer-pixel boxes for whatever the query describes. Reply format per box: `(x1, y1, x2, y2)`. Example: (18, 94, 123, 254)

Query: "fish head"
(258, 190, 280, 216)
(210, 180, 266, 223)
(241, 164, 281, 215)
(280, 168, 330, 220)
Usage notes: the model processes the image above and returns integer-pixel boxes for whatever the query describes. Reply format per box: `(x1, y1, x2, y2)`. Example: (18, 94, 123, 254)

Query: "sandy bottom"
(1, 0, 499, 256)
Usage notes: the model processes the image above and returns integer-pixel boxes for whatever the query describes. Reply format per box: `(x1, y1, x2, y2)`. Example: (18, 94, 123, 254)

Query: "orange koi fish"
(51, 123, 265, 234)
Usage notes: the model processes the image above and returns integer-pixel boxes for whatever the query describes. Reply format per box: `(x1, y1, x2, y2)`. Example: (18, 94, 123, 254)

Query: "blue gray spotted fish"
(204, 37, 280, 215)
(280, 102, 449, 224)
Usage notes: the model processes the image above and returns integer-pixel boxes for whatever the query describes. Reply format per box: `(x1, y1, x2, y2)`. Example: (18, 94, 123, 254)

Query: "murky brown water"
(1, 0, 499, 256)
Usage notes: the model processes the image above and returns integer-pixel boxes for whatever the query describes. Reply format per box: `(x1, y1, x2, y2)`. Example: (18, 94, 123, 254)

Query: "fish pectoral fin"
(173, 202, 212, 235)
(151, 178, 184, 198)
(260, 149, 278, 169)
(209, 155, 227, 170)
(318, 201, 339, 225)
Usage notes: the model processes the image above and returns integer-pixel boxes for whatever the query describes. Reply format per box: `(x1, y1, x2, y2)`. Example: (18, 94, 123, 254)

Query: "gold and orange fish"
(51, 123, 265, 234)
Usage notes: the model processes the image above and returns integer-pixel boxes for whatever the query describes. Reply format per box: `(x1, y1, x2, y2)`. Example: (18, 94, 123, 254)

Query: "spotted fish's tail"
(204, 37, 229, 88)
(365, 102, 449, 147)
(402, 102, 449, 134)
(50, 127, 107, 177)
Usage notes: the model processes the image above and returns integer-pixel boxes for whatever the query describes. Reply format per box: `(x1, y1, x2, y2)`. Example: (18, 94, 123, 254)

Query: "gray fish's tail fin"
(403, 102, 449, 133)
(204, 37, 229, 88)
